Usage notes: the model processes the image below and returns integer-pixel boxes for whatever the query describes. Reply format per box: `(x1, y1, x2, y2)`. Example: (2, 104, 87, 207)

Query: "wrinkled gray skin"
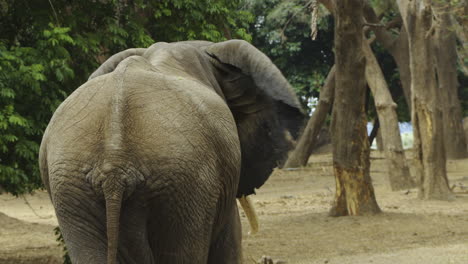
(39, 40, 304, 264)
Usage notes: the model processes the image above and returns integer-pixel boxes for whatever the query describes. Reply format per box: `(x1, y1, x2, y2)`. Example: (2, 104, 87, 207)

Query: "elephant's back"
(44, 56, 241, 194)
(115, 58, 242, 187)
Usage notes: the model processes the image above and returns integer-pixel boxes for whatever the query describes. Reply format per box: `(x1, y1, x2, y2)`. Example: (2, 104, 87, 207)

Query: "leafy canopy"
(244, 0, 334, 112)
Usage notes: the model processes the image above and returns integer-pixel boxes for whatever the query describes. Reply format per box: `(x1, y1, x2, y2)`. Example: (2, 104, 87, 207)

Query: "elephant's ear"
(204, 40, 306, 197)
(88, 48, 147, 80)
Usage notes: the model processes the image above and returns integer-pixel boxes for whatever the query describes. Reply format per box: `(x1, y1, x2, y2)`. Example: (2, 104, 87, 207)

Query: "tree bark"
(363, 3, 412, 109)
(284, 66, 335, 168)
(464, 117, 468, 151)
(433, 9, 468, 159)
(376, 128, 384, 151)
(362, 37, 415, 191)
(390, 28, 412, 109)
(397, 0, 453, 200)
(330, 0, 381, 216)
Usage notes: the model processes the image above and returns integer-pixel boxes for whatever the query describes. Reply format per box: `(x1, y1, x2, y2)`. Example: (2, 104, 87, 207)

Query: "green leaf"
(8, 114, 28, 127)
(2, 134, 18, 142)
(0, 88, 15, 98)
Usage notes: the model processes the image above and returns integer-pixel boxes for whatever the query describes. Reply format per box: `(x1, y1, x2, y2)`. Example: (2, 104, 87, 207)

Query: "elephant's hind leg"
(52, 176, 108, 264)
(118, 197, 155, 264)
(208, 203, 242, 264)
(146, 193, 217, 263)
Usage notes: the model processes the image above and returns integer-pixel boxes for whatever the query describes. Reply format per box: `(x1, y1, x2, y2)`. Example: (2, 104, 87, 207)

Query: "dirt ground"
(1, 150, 467, 264)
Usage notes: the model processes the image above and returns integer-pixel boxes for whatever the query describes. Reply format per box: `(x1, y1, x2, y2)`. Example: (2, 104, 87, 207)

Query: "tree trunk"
(433, 9, 468, 159)
(390, 28, 412, 109)
(284, 66, 335, 168)
(330, 0, 381, 216)
(368, 118, 379, 146)
(363, 37, 415, 191)
(397, 0, 453, 200)
(362, 4, 412, 109)
(463, 117, 468, 151)
(376, 128, 384, 151)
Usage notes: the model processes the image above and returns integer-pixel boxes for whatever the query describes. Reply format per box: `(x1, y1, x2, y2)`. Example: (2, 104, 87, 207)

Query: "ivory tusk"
(238, 195, 259, 235)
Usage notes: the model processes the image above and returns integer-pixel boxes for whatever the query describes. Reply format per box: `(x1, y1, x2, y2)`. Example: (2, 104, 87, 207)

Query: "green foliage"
(369, 0, 398, 16)
(0, 0, 252, 195)
(244, 0, 334, 113)
(0, 23, 74, 195)
(54, 226, 71, 264)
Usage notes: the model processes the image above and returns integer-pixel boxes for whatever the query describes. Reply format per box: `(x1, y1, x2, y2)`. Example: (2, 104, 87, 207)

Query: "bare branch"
(362, 2, 398, 52)
(48, 0, 60, 25)
(280, 0, 314, 43)
(310, 0, 319, 40)
(363, 22, 386, 27)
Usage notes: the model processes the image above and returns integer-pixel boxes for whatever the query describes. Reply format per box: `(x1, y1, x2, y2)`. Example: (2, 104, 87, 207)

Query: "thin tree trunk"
(390, 28, 412, 109)
(464, 117, 468, 151)
(363, 37, 415, 191)
(397, 0, 453, 200)
(363, 4, 412, 109)
(368, 118, 379, 146)
(284, 66, 335, 168)
(433, 9, 468, 159)
(330, 0, 381, 216)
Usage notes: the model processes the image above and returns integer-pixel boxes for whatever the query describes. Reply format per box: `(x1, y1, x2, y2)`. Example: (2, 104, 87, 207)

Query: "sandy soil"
(1, 150, 467, 264)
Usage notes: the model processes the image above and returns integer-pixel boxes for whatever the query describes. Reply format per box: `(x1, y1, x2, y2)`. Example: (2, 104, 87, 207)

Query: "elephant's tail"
(96, 161, 143, 264)
(102, 176, 125, 264)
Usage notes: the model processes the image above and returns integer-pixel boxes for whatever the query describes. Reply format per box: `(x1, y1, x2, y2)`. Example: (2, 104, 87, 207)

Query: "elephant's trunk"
(102, 179, 125, 264)
(238, 195, 259, 234)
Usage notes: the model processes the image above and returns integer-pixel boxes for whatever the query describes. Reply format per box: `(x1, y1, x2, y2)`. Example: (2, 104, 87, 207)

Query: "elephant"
(39, 39, 304, 264)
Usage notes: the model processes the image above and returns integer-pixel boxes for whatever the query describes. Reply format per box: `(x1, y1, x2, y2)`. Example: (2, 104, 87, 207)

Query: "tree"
(284, 2, 413, 194)
(284, 66, 335, 168)
(364, 1, 467, 160)
(362, 35, 415, 191)
(245, 0, 335, 112)
(0, 0, 252, 195)
(396, 0, 453, 200)
(432, 2, 467, 159)
(330, 0, 381, 216)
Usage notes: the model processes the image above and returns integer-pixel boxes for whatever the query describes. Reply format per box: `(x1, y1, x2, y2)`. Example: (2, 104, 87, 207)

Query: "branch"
(362, 2, 398, 52)
(48, 0, 60, 25)
(367, 35, 377, 45)
(425, 24, 436, 38)
(317, 0, 334, 14)
(310, 0, 319, 40)
(363, 22, 386, 27)
(280, 0, 315, 42)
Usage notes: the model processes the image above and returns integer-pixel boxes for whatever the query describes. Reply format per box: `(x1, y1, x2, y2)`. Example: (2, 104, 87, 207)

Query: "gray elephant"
(39, 40, 304, 264)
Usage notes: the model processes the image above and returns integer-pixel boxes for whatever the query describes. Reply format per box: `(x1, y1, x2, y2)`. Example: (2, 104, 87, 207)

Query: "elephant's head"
(89, 40, 305, 197)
